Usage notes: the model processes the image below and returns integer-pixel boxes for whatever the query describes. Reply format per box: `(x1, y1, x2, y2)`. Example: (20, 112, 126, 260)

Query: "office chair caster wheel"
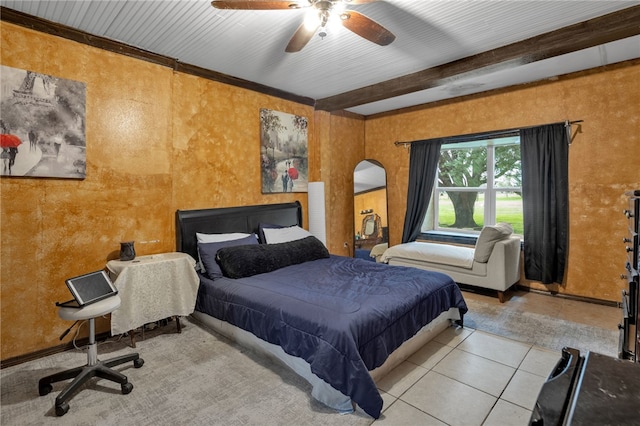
(55, 403, 69, 417)
(134, 358, 144, 368)
(39, 383, 52, 396)
(121, 382, 133, 395)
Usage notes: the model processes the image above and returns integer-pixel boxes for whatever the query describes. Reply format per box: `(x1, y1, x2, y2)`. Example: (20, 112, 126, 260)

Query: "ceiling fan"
(211, 0, 396, 52)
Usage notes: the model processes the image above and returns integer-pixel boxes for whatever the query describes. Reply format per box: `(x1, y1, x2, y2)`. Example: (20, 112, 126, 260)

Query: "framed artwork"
(1, 65, 86, 179)
(260, 108, 308, 193)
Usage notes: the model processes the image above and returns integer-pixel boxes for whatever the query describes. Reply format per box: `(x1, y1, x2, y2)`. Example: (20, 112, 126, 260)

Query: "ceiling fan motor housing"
(211, 0, 395, 52)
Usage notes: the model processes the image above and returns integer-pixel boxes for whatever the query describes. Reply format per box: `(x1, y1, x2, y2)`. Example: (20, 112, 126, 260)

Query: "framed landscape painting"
(1, 65, 86, 179)
(260, 108, 308, 193)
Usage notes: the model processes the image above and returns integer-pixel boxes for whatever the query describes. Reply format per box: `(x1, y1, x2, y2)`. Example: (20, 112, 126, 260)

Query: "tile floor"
(370, 289, 621, 425)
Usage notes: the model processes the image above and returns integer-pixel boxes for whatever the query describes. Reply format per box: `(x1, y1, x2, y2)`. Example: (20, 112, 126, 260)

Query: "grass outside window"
(438, 193, 523, 234)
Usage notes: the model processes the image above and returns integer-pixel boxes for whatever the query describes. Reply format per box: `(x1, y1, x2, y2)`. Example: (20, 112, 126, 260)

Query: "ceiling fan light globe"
(303, 9, 321, 30)
(327, 13, 343, 31)
(332, 1, 347, 14)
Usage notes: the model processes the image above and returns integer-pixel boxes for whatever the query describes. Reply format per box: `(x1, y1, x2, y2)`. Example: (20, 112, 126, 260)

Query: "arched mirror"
(353, 160, 388, 261)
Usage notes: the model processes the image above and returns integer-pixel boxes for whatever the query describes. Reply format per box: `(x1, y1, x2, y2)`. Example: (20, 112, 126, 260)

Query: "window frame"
(424, 135, 522, 237)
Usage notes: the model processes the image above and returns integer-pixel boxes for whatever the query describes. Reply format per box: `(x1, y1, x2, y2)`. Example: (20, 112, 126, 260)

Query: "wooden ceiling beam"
(315, 5, 640, 112)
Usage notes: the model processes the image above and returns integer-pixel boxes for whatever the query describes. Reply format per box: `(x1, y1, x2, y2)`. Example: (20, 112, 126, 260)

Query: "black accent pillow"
(198, 234, 259, 280)
(216, 236, 330, 279)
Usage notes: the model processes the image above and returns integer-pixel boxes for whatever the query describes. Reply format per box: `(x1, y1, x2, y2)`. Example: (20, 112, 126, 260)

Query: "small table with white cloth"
(106, 252, 199, 347)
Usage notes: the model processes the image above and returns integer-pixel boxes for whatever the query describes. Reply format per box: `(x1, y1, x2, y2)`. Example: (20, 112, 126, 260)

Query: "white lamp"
(307, 182, 327, 246)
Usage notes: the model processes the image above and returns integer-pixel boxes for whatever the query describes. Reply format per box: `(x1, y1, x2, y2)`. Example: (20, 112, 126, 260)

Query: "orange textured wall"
(365, 61, 640, 302)
(326, 113, 365, 256)
(0, 23, 338, 361)
(170, 72, 318, 211)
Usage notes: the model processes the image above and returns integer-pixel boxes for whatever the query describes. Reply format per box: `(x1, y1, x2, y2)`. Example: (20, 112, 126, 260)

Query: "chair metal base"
(39, 316, 144, 416)
(39, 349, 144, 416)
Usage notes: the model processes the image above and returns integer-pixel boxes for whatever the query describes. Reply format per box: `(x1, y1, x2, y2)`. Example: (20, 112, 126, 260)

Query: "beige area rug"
(463, 298, 619, 358)
(1, 318, 372, 426)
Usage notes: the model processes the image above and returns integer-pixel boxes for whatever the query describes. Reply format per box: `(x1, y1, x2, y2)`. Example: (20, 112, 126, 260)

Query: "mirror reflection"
(353, 160, 388, 262)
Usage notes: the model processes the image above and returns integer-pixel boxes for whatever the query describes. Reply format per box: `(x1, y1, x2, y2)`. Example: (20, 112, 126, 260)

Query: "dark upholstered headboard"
(176, 201, 303, 261)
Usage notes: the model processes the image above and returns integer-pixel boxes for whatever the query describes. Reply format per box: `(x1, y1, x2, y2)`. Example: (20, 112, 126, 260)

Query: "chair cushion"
(474, 223, 513, 263)
(58, 295, 122, 321)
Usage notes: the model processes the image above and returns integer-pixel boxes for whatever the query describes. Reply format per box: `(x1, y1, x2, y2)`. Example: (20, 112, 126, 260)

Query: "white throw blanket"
(380, 242, 475, 269)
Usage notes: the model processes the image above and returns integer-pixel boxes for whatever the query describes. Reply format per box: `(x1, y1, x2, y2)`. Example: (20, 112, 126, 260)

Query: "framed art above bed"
(260, 109, 308, 194)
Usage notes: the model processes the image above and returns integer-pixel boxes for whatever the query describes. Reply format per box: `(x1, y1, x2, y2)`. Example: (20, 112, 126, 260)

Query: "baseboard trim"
(0, 331, 112, 369)
(515, 285, 620, 308)
(459, 283, 620, 308)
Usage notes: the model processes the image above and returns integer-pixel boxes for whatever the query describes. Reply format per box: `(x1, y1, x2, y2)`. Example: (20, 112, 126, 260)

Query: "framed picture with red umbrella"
(1, 65, 86, 178)
(259, 108, 308, 193)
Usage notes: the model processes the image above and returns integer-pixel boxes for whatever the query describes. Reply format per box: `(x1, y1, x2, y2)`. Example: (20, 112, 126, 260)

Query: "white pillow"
(474, 223, 513, 263)
(196, 232, 254, 271)
(196, 232, 251, 243)
(262, 226, 312, 244)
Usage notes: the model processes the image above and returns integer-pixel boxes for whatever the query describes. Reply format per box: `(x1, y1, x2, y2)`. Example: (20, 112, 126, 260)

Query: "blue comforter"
(195, 255, 467, 418)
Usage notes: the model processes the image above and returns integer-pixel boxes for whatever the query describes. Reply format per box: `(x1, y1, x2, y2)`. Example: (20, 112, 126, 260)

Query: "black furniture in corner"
(531, 348, 640, 425)
(619, 189, 639, 363)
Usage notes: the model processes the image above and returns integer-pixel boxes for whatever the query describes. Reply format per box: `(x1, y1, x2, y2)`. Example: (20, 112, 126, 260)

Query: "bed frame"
(175, 201, 461, 416)
(176, 201, 302, 260)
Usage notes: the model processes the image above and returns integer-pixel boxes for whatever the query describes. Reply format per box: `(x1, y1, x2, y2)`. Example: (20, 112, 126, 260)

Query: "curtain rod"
(394, 120, 583, 147)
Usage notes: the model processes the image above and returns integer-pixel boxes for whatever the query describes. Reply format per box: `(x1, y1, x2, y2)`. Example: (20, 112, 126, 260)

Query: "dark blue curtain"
(520, 123, 569, 284)
(402, 140, 442, 243)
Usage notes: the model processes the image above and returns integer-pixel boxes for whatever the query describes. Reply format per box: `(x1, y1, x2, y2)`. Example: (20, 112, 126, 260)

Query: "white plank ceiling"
(1, 0, 638, 116)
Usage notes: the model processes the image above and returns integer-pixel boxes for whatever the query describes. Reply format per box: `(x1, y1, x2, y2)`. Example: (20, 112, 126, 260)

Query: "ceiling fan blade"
(211, 1, 306, 10)
(285, 20, 320, 52)
(340, 10, 395, 46)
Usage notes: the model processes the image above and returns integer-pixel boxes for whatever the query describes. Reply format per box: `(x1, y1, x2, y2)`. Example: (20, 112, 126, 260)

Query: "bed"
(176, 201, 468, 419)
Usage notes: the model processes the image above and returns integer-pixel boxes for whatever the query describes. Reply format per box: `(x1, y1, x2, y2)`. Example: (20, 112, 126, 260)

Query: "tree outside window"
(427, 136, 523, 235)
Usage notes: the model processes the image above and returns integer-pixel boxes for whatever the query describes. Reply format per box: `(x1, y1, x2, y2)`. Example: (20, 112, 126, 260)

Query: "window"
(424, 135, 522, 235)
